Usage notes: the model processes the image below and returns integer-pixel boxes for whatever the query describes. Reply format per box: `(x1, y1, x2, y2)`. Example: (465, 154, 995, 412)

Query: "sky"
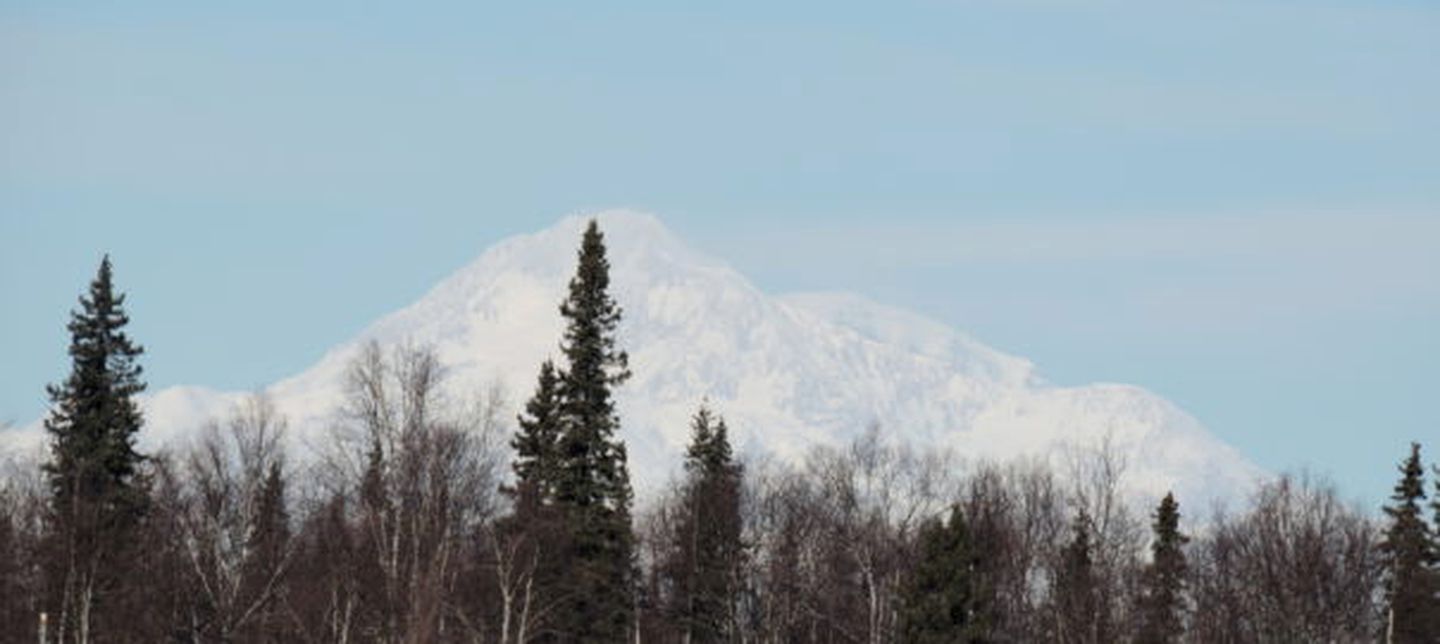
(2, 0, 1437, 507)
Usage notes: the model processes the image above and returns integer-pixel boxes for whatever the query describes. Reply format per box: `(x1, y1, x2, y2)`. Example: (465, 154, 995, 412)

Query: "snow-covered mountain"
(3, 211, 1265, 507)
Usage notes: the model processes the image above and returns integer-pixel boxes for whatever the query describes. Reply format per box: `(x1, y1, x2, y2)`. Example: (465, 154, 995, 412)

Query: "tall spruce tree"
(1053, 510, 1103, 644)
(239, 461, 291, 640)
(1379, 443, 1438, 643)
(42, 255, 150, 642)
(0, 488, 26, 638)
(510, 359, 563, 513)
(552, 219, 636, 642)
(1433, 459, 1440, 640)
(668, 404, 744, 643)
(248, 462, 290, 575)
(1137, 492, 1188, 644)
(497, 357, 568, 643)
(900, 505, 988, 643)
(1434, 460, 1440, 624)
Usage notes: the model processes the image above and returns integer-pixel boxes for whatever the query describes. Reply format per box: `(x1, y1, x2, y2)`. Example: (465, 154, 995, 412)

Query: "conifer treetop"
(560, 220, 630, 388)
(685, 402, 736, 478)
(44, 254, 148, 505)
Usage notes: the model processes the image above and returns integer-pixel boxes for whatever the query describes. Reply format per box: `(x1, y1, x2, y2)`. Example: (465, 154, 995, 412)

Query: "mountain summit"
(7, 210, 1264, 506)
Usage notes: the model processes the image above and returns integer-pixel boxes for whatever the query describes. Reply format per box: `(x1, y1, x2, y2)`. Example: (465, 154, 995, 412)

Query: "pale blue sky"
(2, 0, 1437, 506)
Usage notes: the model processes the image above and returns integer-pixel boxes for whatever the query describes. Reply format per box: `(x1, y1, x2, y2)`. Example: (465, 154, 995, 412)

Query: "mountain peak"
(564, 208, 674, 240)
(539, 209, 692, 261)
(449, 209, 724, 288)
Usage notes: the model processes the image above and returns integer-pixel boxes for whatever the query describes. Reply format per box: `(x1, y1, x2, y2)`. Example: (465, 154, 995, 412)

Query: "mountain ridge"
(2, 210, 1265, 508)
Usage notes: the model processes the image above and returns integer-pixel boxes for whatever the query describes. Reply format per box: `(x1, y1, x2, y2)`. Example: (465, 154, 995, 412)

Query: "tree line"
(1, 220, 1437, 643)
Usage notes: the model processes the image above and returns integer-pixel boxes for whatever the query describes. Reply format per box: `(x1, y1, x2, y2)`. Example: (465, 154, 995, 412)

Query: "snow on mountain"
(2, 210, 1265, 507)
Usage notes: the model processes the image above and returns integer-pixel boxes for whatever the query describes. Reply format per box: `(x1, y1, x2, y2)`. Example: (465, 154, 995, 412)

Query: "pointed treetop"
(1381, 442, 1432, 544)
(44, 253, 149, 523)
(559, 219, 630, 388)
(1151, 492, 1186, 548)
(685, 401, 735, 477)
(1158, 491, 1177, 516)
(1068, 509, 1093, 550)
(84, 253, 123, 307)
(1390, 442, 1427, 505)
(510, 357, 564, 507)
(1433, 454, 1440, 532)
(1379, 442, 1439, 641)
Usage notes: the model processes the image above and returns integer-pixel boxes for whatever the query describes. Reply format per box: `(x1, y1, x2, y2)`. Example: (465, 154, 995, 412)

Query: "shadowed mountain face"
(4, 210, 1264, 507)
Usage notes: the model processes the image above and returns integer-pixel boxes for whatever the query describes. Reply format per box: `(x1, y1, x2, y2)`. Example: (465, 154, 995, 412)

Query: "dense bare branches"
(1189, 474, 1383, 642)
(324, 342, 504, 643)
(171, 396, 291, 639)
(2, 419, 1410, 643)
(0, 454, 46, 640)
(726, 427, 957, 644)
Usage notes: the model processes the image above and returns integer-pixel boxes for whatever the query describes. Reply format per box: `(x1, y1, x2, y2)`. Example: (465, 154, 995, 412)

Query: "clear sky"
(2, 0, 1436, 507)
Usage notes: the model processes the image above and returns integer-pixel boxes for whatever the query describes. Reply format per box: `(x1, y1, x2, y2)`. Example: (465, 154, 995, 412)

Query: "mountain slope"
(4, 210, 1265, 507)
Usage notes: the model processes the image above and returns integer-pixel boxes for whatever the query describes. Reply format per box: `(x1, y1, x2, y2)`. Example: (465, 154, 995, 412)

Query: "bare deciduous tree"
(735, 426, 955, 644)
(1057, 433, 1145, 641)
(316, 341, 504, 643)
(175, 394, 294, 641)
(1190, 473, 1382, 642)
(0, 450, 47, 639)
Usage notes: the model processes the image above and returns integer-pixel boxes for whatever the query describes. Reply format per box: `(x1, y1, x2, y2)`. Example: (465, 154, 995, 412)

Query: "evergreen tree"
(240, 461, 291, 639)
(509, 359, 563, 513)
(900, 505, 987, 643)
(360, 434, 387, 517)
(668, 403, 744, 643)
(684, 404, 731, 472)
(1053, 510, 1103, 644)
(498, 358, 567, 643)
(552, 219, 636, 642)
(41, 255, 151, 642)
(1434, 460, 1440, 643)
(0, 491, 26, 637)
(1137, 492, 1188, 644)
(356, 433, 395, 641)
(289, 494, 360, 642)
(1379, 443, 1438, 643)
(249, 462, 290, 571)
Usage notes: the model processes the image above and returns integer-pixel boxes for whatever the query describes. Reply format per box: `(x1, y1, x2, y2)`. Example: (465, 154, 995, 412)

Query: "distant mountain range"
(3, 211, 1264, 508)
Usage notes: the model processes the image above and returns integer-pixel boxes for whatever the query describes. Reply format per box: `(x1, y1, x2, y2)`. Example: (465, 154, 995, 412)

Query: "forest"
(1, 220, 1437, 643)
